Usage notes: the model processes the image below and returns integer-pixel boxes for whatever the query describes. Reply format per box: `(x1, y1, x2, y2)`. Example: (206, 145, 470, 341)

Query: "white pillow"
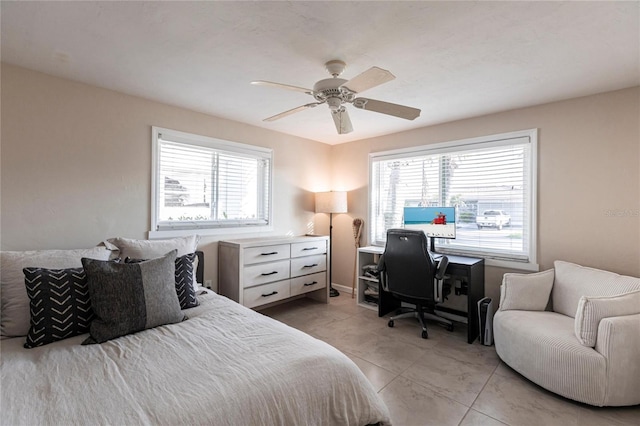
(0, 246, 114, 339)
(104, 235, 199, 259)
(574, 289, 640, 347)
(105, 235, 200, 289)
(553, 260, 640, 318)
(499, 269, 555, 311)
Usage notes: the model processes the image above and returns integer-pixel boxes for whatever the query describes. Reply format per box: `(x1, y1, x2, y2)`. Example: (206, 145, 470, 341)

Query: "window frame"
(368, 129, 538, 271)
(150, 126, 273, 239)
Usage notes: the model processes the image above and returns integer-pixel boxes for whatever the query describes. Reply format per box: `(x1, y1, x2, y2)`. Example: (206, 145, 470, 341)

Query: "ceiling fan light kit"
(252, 59, 421, 135)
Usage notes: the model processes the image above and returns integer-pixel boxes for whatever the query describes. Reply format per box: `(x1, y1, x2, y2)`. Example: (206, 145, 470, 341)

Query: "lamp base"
(330, 286, 340, 297)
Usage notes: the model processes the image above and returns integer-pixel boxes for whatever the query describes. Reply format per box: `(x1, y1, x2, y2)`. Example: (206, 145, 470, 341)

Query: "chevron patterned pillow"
(125, 253, 199, 309)
(22, 267, 94, 348)
(174, 252, 199, 309)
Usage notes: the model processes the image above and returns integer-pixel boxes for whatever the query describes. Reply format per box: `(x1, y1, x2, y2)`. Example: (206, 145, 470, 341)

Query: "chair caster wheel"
(388, 320, 394, 328)
(421, 330, 428, 339)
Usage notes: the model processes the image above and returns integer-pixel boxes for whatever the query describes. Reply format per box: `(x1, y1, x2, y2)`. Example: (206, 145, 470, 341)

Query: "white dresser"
(218, 235, 329, 308)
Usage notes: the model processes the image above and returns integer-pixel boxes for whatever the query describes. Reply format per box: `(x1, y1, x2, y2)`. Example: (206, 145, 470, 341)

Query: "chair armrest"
(432, 256, 449, 303)
(499, 269, 554, 311)
(595, 313, 640, 406)
(435, 256, 449, 280)
(377, 255, 388, 292)
(575, 290, 640, 347)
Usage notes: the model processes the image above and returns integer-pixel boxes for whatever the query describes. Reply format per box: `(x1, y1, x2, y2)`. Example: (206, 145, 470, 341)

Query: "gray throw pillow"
(124, 252, 199, 309)
(81, 250, 185, 344)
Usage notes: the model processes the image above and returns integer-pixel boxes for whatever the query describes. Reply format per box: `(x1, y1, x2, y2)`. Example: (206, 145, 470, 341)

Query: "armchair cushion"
(552, 261, 640, 318)
(574, 289, 640, 347)
(499, 269, 554, 311)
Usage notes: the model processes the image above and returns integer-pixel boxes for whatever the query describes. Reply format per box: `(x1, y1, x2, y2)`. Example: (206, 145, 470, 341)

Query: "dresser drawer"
(290, 255, 326, 278)
(243, 260, 290, 288)
(290, 272, 326, 296)
(291, 240, 326, 258)
(243, 244, 291, 265)
(243, 280, 291, 308)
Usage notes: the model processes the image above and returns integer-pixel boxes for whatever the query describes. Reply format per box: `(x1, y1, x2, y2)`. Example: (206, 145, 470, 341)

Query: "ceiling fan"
(251, 60, 421, 135)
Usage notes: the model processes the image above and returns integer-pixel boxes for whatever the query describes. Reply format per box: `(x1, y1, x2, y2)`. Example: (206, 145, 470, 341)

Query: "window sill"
(484, 258, 539, 272)
(148, 225, 274, 240)
(370, 243, 539, 272)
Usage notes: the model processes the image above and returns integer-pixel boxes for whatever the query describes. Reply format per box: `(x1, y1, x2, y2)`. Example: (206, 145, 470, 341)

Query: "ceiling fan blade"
(263, 103, 320, 122)
(251, 80, 313, 95)
(352, 98, 420, 120)
(341, 66, 395, 94)
(331, 108, 353, 134)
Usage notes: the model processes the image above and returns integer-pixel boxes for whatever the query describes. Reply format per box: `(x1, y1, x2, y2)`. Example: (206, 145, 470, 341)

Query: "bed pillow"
(0, 246, 113, 339)
(105, 235, 200, 290)
(81, 250, 186, 344)
(22, 267, 94, 348)
(125, 252, 199, 309)
(104, 235, 199, 259)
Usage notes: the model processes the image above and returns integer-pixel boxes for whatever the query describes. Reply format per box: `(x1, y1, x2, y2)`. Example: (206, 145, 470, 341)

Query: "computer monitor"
(403, 206, 456, 252)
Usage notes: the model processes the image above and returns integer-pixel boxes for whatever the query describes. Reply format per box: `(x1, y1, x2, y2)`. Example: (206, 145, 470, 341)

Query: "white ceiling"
(2, 1, 638, 145)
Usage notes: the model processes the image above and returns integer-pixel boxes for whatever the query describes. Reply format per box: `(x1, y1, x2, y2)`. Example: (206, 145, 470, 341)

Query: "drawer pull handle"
(302, 247, 318, 251)
(261, 291, 278, 297)
(261, 251, 278, 256)
(303, 263, 319, 268)
(261, 271, 278, 276)
(303, 281, 318, 287)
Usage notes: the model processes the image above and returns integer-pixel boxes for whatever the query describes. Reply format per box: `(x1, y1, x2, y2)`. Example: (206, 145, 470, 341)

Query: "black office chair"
(377, 229, 453, 339)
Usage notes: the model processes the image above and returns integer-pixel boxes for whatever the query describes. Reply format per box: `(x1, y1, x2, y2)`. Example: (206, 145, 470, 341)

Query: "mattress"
(1, 291, 391, 425)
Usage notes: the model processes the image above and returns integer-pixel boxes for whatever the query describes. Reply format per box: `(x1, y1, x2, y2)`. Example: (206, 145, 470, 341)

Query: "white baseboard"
(331, 283, 353, 295)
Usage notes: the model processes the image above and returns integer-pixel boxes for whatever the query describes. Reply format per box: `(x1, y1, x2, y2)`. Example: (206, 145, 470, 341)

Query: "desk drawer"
(243, 260, 290, 287)
(291, 241, 326, 258)
(243, 280, 290, 308)
(243, 244, 290, 265)
(291, 272, 326, 296)
(290, 255, 326, 278)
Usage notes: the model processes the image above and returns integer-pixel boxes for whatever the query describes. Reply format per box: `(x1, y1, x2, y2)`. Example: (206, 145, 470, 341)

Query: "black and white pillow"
(81, 250, 186, 345)
(125, 252, 199, 309)
(22, 267, 94, 348)
(174, 252, 199, 309)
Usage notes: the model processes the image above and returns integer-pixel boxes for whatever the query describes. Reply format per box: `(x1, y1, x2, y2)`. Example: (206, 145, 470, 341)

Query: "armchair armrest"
(595, 313, 640, 406)
(499, 269, 554, 311)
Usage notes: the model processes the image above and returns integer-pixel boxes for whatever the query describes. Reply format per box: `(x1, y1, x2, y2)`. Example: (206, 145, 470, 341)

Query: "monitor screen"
(403, 206, 456, 239)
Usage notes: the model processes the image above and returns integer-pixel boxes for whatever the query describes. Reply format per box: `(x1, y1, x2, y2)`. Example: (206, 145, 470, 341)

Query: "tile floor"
(260, 294, 640, 426)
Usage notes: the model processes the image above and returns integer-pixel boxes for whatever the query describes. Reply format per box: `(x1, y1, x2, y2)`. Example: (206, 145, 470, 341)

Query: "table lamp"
(315, 191, 347, 297)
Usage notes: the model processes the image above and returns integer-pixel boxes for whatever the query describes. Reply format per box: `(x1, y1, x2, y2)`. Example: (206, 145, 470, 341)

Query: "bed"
(0, 242, 391, 425)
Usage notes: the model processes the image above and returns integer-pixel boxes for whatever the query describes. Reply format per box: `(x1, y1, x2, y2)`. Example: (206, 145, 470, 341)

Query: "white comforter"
(1, 292, 391, 425)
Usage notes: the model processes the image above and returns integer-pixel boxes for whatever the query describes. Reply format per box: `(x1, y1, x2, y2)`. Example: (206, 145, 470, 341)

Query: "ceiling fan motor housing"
(313, 78, 348, 102)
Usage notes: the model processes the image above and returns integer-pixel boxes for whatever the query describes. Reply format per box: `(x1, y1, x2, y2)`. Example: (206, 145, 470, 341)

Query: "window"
(369, 129, 537, 270)
(151, 127, 272, 237)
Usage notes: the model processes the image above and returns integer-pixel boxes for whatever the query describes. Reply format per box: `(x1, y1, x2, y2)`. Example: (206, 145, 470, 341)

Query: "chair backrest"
(380, 229, 438, 301)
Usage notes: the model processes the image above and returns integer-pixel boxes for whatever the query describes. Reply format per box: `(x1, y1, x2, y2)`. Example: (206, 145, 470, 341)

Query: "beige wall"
(0, 64, 332, 289)
(330, 87, 640, 304)
(2, 63, 638, 302)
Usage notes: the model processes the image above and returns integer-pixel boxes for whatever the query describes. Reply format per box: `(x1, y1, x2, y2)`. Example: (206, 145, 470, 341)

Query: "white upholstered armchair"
(493, 261, 640, 407)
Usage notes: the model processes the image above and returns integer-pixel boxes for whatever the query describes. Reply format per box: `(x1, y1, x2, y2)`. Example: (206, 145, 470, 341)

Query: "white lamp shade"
(315, 191, 348, 214)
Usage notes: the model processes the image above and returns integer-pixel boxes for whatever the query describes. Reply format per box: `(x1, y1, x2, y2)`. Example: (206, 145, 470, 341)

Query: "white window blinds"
(152, 127, 272, 234)
(370, 129, 537, 266)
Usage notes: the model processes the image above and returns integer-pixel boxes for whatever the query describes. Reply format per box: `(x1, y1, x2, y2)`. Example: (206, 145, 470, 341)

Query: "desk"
(356, 246, 485, 344)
